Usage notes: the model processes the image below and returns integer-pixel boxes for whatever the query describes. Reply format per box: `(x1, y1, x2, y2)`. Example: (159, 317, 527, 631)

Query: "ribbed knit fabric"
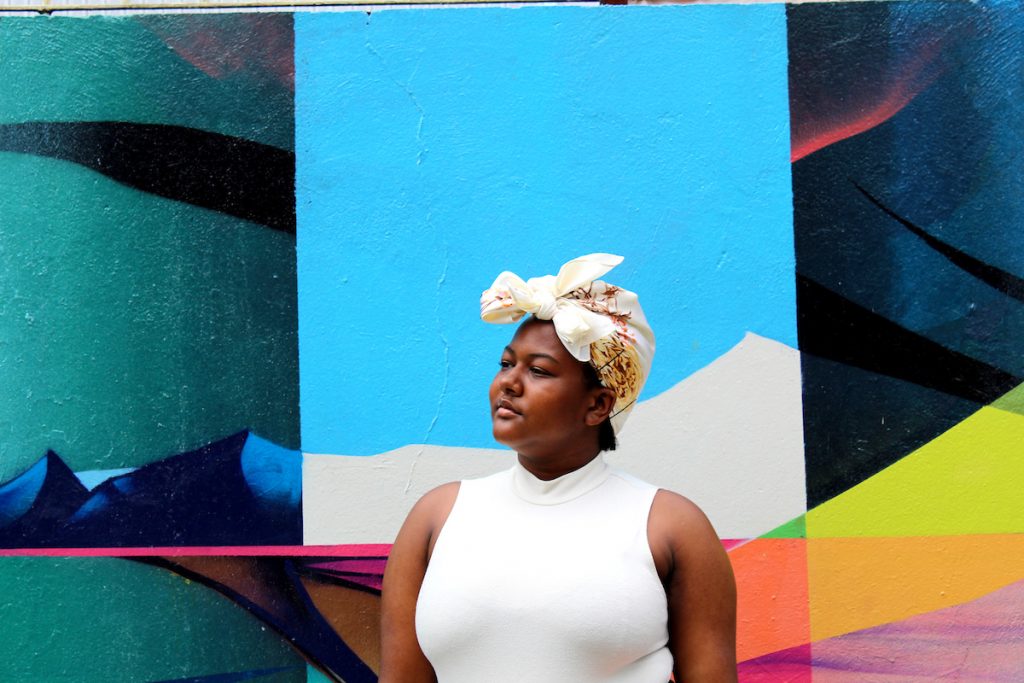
(416, 456, 672, 682)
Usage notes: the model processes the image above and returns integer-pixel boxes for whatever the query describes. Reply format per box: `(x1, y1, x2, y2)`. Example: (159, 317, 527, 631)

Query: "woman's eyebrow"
(524, 353, 560, 364)
(503, 346, 559, 364)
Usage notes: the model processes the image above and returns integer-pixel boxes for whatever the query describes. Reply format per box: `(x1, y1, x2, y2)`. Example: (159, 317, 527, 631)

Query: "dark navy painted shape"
(0, 121, 295, 233)
(0, 451, 90, 547)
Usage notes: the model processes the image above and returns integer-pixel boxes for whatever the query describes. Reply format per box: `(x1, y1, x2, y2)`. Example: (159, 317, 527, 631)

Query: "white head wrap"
(480, 253, 655, 434)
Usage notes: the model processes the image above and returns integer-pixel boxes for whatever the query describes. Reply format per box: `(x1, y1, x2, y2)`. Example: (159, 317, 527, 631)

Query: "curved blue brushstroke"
(241, 433, 301, 509)
(0, 451, 90, 547)
(0, 455, 48, 528)
(1, 431, 303, 548)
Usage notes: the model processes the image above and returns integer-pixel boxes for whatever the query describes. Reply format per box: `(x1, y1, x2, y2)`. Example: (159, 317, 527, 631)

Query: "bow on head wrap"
(480, 253, 655, 434)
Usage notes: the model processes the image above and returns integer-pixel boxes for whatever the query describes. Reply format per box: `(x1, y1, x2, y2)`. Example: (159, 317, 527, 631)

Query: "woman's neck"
(516, 448, 602, 481)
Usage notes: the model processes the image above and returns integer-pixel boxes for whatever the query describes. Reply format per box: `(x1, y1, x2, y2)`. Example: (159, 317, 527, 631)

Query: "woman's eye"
(530, 366, 550, 376)
(499, 359, 513, 369)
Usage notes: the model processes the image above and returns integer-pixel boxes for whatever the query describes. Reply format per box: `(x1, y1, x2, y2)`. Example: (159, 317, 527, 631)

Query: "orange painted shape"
(730, 538, 810, 663)
(807, 534, 1024, 641)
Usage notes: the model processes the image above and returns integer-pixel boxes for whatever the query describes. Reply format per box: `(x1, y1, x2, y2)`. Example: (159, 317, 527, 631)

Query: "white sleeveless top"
(416, 456, 672, 682)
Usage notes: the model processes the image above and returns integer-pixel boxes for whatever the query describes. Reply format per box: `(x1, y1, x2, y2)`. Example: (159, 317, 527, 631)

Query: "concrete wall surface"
(0, 2, 1020, 680)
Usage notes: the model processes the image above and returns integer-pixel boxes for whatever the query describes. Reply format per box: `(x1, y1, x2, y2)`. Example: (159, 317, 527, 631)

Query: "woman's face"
(489, 318, 610, 462)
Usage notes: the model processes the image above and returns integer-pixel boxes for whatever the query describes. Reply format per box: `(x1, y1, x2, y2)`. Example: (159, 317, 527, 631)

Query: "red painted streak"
(790, 89, 920, 163)
(0, 544, 392, 558)
(140, 16, 294, 91)
(790, 38, 948, 163)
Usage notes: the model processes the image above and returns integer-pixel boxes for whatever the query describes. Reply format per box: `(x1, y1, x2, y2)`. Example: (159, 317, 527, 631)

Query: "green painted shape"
(0, 15, 293, 150)
(761, 514, 806, 539)
(992, 381, 1024, 417)
(0, 153, 298, 476)
(0, 557, 306, 682)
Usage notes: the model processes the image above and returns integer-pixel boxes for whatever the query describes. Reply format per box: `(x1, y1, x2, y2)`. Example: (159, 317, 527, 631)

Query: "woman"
(381, 254, 737, 682)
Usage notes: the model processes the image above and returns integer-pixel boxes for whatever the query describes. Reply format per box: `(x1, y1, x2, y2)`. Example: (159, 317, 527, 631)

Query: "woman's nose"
(498, 367, 523, 394)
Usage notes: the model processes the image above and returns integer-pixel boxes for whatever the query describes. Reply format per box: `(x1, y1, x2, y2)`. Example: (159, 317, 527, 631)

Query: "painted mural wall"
(0, 2, 1019, 681)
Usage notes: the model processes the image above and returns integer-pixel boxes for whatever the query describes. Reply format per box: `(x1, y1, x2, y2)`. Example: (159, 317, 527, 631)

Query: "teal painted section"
(295, 5, 794, 455)
(0, 558, 306, 682)
(0, 13, 305, 682)
(0, 15, 294, 150)
(0, 15, 299, 478)
(306, 664, 334, 683)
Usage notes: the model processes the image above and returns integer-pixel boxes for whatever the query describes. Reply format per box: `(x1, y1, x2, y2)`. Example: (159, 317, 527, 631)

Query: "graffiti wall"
(0, 2, 1020, 681)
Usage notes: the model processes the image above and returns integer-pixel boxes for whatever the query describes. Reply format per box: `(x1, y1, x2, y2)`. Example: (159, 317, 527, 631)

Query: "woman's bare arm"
(379, 482, 459, 683)
(650, 490, 737, 682)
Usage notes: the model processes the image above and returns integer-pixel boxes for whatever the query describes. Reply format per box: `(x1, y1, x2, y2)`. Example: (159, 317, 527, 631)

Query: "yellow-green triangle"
(992, 381, 1024, 417)
(807, 406, 1024, 537)
(761, 514, 806, 539)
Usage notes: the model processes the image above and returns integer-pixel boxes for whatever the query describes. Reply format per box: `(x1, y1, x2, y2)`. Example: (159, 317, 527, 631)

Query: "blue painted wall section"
(296, 6, 794, 454)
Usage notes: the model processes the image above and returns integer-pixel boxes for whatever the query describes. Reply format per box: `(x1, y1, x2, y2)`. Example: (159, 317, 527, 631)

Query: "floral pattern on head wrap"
(480, 253, 655, 434)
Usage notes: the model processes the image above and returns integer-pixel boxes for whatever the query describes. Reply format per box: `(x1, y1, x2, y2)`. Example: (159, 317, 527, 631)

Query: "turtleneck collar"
(511, 455, 610, 505)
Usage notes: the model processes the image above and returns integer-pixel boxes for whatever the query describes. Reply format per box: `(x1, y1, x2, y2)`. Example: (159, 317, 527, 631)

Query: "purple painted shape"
(306, 557, 387, 591)
(740, 579, 1024, 681)
(810, 578, 1024, 680)
(319, 572, 383, 592)
(738, 643, 811, 682)
(308, 558, 387, 575)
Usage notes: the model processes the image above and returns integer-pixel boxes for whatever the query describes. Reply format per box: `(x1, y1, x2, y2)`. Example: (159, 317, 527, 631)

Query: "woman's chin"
(491, 422, 527, 452)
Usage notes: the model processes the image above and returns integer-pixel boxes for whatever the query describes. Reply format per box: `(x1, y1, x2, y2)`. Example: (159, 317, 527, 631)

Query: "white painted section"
(607, 332, 806, 539)
(304, 444, 512, 545)
(303, 332, 805, 544)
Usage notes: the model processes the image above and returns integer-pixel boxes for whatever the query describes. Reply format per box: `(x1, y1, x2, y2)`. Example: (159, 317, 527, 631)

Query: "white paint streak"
(303, 332, 806, 544)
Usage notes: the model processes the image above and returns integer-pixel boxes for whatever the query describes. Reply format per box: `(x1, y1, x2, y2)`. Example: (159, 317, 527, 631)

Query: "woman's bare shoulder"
(401, 481, 461, 537)
(395, 481, 464, 557)
(651, 488, 713, 525)
(415, 481, 461, 514)
(649, 489, 724, 556)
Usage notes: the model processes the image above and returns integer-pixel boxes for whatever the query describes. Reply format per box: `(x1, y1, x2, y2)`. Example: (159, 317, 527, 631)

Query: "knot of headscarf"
(480, 253, 655, 434)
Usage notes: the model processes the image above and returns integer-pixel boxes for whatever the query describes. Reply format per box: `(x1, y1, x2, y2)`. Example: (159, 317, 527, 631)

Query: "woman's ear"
(585, 387, 617, 427)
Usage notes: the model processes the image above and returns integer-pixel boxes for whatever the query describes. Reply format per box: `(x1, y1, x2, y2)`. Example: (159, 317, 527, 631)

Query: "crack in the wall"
(364, 40, 428, 166)
(405, 241, 450, 494)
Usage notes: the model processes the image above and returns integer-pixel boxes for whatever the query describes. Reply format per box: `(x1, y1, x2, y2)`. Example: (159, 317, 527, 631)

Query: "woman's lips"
(495, 399, 520, 418)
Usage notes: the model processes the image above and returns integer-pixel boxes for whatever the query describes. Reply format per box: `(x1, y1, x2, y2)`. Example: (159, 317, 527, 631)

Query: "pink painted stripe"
(0, 540, 741, 558)
(307, 558, 388, 574)
(0, 544, 393, 558)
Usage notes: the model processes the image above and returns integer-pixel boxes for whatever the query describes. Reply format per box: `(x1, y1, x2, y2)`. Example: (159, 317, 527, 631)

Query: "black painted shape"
(797, 275, 1021, 404)
(0, 451, 90, 547)
(52, 430, 301, 547)
(855, 183, 1024, 302)
(800, 353, 980, 507)
(143, 556, 377, 683)
(0, 121, 295, 233)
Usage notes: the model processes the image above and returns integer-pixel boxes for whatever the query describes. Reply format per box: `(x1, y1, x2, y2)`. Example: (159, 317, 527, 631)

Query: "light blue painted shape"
(74, 468, 136, 490)
(0, 455, 47, 527)
(306, 665, 333, 683)
(296, 6, 794, 454)
(240, 432, 302, 508)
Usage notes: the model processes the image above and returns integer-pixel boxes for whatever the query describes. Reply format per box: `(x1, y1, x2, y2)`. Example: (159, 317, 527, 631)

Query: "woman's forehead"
(508, 318, 573, 360)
